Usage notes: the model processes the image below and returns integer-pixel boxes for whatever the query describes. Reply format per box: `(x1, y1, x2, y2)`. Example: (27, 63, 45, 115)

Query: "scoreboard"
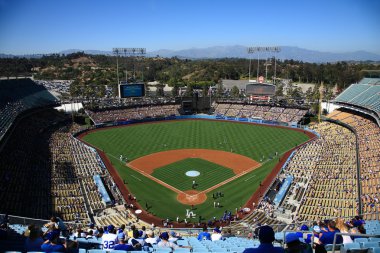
(119, 83, 145, 98)
(246, 83, 276, 96)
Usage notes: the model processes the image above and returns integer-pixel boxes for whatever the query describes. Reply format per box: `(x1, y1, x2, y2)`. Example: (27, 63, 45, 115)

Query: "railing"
(331, 232, 380, 253)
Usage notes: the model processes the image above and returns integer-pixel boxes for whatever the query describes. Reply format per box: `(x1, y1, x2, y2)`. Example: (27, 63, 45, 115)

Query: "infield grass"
(83, 119, 310, 220)
(152, 158, 235, 191)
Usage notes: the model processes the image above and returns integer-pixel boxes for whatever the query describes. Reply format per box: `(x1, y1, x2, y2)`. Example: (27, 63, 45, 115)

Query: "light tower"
(247, 46, 281, 83)
(112, 48, 146, 83)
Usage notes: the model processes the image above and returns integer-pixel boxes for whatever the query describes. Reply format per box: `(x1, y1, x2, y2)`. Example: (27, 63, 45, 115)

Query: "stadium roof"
(334, 78, 380, 123)
(358, 78, 380, 85)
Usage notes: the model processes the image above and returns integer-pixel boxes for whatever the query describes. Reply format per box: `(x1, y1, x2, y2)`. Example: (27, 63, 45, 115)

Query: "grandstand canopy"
(333, 78, 380, 123)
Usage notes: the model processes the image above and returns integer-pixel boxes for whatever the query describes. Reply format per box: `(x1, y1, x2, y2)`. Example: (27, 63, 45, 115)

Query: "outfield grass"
(83, 120, 310, 220)
(152, 158, 235, 191)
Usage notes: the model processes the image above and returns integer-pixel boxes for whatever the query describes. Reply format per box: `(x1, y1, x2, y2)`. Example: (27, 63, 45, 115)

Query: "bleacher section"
(0, 78, 59, 141)
(86, 104, 181, 124)
(330, 110, 380, 220)
(213, 103, 308, 123)
(0, 110, 127, 224)
(261, 121, 359, 224)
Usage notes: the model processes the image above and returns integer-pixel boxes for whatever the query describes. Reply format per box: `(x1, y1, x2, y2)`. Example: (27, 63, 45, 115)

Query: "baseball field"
(82, 119, 310, 222)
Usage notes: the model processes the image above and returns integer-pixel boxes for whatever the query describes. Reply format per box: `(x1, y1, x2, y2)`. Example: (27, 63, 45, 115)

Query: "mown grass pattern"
(152, 158, 235, 191)
(83, 120, 309, 220)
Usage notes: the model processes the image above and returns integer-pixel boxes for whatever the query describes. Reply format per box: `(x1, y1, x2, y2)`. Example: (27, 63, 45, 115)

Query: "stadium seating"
(214, 103, 308, 123)
(0, 79, 58, 141)
(334, 78, 380, 116)
(330, 111, 380, 220)
(86, 104, 180, 124)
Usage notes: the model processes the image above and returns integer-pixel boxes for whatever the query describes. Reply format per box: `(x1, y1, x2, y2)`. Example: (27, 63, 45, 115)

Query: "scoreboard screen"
(246, 83, 276, 96)
(119, 83, 145, 98)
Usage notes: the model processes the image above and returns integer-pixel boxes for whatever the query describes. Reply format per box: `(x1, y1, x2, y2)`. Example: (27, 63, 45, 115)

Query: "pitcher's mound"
(177, 190, 207, 205)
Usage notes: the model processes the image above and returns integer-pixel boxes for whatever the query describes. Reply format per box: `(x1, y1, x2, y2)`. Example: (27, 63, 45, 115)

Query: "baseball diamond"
(81, 119, 312, 221)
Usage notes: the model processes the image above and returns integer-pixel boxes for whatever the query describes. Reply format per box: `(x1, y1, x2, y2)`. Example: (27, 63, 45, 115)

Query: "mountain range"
(2, 46, 380, 63)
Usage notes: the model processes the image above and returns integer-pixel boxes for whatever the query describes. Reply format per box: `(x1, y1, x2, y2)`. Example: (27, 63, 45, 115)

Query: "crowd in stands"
(1, 212, 378, 252)
(0, 79, 59, 141)
(35, 80, 72, 96)
(270, 122, 357, 223)
(329, 110, 380, 220)
(213, 103, 307, 123)
(0, 109, 128, 225)
(86, 104, 180, 124)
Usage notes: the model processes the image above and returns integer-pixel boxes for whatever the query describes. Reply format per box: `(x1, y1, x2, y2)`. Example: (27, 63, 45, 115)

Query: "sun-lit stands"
(86, 104, 180, 124)
(237, 104, 257, 118)
(232, 210, 286, 233)
(48, 126, 90, 222)
(215, 103, 308, 123)
(214, 103, 231, 115)
(278, 122, 358, 222)
(299, 122, 358, 221)
(334, 112, 380, 220)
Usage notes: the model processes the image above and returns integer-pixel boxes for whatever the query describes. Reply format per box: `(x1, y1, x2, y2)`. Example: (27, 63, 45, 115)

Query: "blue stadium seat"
(340, 243, 362, 253)
(87, 250, 107, 253)
(355, 238, 369, 243)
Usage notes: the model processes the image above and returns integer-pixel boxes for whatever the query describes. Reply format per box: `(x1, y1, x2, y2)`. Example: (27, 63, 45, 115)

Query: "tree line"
(0, 53, 379, 98)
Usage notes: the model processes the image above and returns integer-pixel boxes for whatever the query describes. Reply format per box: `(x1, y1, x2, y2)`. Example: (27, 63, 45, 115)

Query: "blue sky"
(0, 0, 379, 54)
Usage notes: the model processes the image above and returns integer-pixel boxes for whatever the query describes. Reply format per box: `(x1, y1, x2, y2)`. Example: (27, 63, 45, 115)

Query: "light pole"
(247, 46, 281, 83)
(113, 48, 146, 97)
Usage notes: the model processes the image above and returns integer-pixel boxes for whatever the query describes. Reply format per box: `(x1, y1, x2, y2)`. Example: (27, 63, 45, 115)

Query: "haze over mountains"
(2, 46, 380, 63)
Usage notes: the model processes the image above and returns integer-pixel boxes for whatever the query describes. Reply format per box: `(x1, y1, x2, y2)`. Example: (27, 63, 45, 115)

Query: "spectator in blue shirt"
(315, 220, 343, 253)
(197, 227, 211, 241)
(243, 225, 285, 253)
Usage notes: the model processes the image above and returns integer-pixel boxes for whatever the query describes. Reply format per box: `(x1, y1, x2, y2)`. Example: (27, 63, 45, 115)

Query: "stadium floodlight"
(247, 46, 281, 83)
(112, 48, 147, 97)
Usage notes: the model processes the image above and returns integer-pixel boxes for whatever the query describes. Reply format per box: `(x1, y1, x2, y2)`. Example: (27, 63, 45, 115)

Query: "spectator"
(197, 227, 211, 241)
(145, 230, 158, 246)
(223, 228, 235, 238)
(285, 233, 312, 253)
(157, 232, 191, 251)
(114, 233, 134, 251)
(25, 227, 44, 252)
(41, 229, 65, 252)
(211, 227, 223, 241)
(243, 225, 285, 253)
(335, 218, 353, 243)
(315, 220, 343, 253)
(101, 225, 118, 251)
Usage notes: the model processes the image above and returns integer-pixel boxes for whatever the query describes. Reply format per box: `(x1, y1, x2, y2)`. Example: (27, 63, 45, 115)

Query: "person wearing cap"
(101, 225, 118, 251)
(243, 225, 285, 253)
(145, 230, 158, 246)
(285, 233, 312, 253)
(158, 232, 192, 251)
(158, 232, 180, 250)
(114, 233, 134, 251)
(211, 227, 223, 241)
(197, 227, 211, 241)
(315, 220, 343, 253)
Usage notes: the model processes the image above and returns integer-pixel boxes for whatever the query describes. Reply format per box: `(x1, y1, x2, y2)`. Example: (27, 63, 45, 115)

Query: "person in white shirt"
(211, 227, 223, 241)
(101, 225, 118, 251)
